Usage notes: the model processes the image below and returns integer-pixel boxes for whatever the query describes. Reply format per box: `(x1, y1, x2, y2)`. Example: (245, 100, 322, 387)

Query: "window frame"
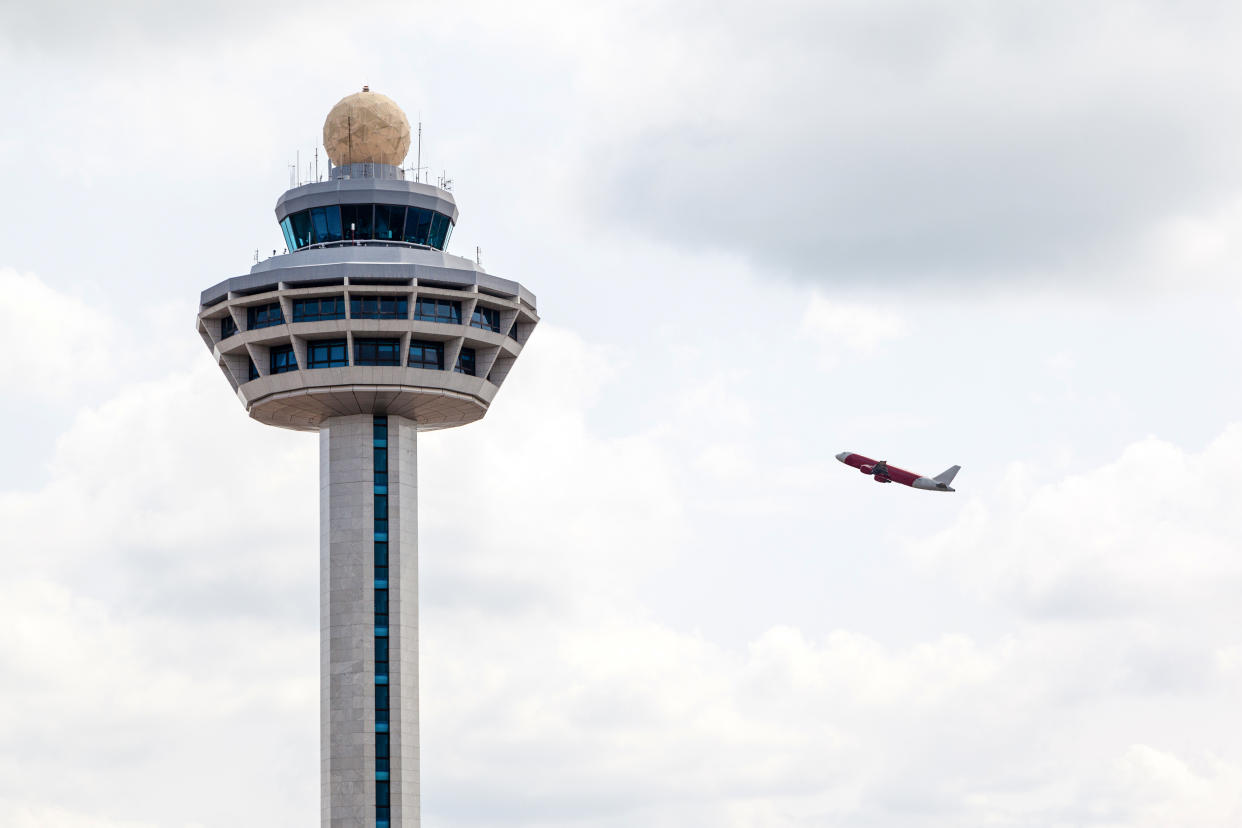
(455, 347, 476, 376)
(354, 337, 402, 367)
(306, 339, 348, 369)
(414, 298, 462, 325)
(407, 339, 444, 370)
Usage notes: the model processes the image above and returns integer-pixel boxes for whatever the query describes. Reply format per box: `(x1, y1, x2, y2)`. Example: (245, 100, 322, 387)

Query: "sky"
(2, 1, 1242, 825)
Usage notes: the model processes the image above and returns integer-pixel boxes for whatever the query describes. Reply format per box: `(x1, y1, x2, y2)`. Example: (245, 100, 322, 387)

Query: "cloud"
(579, 0, 1242, 287)
(800, 293, 909, 367)
(0, 269, 117, 398)
(915, 426, 1242, 620)
(1, 287, 1242, 826)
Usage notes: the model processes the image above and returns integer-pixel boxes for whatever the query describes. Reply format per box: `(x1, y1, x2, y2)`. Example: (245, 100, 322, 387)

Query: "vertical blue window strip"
(372, 416, 390, 827)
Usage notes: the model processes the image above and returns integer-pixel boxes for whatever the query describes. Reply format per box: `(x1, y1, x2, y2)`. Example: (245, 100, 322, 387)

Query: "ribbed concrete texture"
(321, 415, 419, 826)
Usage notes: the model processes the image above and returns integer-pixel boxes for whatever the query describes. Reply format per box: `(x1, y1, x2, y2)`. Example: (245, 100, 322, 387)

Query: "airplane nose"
(835, 452, 852, 463)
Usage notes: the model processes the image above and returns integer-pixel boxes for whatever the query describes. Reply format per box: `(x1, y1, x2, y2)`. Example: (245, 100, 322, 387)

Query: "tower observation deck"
(195, 88, 539, 827)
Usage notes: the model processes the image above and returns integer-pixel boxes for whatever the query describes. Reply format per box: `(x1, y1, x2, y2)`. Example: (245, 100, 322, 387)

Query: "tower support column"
(321, 414, 420, 827)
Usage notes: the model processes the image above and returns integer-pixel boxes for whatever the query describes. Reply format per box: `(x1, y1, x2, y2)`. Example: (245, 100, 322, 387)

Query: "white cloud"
(915, 427, 1242, 620)
(0, 269, 116, 398)
(801, 293, 909, 368)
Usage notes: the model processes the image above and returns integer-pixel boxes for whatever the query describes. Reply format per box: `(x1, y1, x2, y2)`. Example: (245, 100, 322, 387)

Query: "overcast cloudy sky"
(2, 1, 1242, 825)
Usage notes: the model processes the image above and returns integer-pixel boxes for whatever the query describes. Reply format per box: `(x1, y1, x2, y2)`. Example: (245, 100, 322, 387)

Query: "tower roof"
(323, 86, 412, 167)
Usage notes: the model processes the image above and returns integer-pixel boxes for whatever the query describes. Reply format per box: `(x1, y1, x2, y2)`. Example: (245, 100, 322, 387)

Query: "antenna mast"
(416, 117, 422, 183)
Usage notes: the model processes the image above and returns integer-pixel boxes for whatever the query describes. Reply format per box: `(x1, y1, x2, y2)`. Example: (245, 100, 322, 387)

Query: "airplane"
(835, 452, 960, 492)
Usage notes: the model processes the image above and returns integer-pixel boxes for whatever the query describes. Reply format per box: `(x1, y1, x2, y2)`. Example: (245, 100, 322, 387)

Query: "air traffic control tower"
(195, 88, 538, 827)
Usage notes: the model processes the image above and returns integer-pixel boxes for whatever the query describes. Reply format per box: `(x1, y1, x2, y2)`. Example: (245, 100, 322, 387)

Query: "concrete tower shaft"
(195, 90, 538, 828)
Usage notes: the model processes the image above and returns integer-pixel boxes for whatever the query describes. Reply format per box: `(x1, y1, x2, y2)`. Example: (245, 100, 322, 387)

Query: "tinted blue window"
(375, 589, 387, 625)
(470, 306, 500, 332)
(309, 206, 343, 244)
(429, 212, 450, 249)
(355, 338, 401, 366)
(455, 347, 476, 376)
(280, 218, 296, 252)
(289, 211, 312, 249)
(408, 340, 443, 370)
(293, 296, 345, 322)
(269, 344, 297, 374)
(220, 315, 237, 339)
(509, 321, 520, 341)
(374, 205, 405, 241)
(247, 302, 283, 330)
(415, 298, 461, 324)
(307, 339, 347, 368)
(341, 204, 373, 239)
(404, 208, 432, 245)
(351, 296, 408, 319)
(247, 358, 259, 381)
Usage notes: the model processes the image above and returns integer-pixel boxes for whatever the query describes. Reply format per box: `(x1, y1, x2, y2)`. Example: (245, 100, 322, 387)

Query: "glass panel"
(429, 213, 450, 249)
(308, 339, 348, 368)
(280, 218, 296, 252)
(341, 203, 374, 240)
(374, 205, 405, 241)
(307, 207, 343, 244)
(309, 207, 329, 244)
(471, 307, 500, 332)
(270, 345, 297, 374)
(356, 338, 401, 366)
(404, 208, 431, 245)
(325, 205, 342, 242)
(455, 347, 476, 375)
(289, 210, 312, 249)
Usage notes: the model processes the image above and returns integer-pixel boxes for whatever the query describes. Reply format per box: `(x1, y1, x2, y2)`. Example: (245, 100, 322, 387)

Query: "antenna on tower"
(296, 150, 300, 186)
(314, 146, 319, 182)
(416, 117, 422, 184)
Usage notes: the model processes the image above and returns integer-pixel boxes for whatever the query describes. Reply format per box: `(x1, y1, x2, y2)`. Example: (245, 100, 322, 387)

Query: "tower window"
(414, 298, 461, 325)
(340, 204, 374, 240)
(470, 306, 501, 333)
(374, 205, 406, 241)
(281, 205, 453, 251)
(408, 340, 444, 370)
(247, 302, 284, 330)
(247, 358, 259, 381)
(429, 212, 451, 249)
(309, 206, 343, 244)
(288, 211, 312, 249)
(220, 315, 237, 339)
(269, 344, 297, 374)
(307, 339, 347, 368)
(355, 338, 401, 366)
(351, 296, 408, 319)
(292, 296, 345, 322)
(455, 347, 476, 376)
(404, 208, 434, 246)
(508, 321, 520, 342)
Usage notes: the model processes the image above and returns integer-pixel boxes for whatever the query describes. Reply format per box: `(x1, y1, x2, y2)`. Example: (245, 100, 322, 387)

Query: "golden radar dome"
(322, 86, 412, 167)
